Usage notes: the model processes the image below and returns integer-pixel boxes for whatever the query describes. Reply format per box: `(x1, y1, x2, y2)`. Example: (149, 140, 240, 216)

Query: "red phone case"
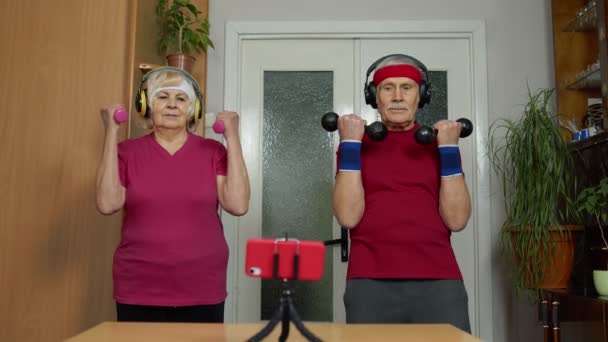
(245, 238, 326, 281)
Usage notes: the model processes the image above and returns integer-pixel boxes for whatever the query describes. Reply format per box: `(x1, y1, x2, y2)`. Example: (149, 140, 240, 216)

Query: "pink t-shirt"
(339, 123, 462, 280)
(114, 132, 228, 306)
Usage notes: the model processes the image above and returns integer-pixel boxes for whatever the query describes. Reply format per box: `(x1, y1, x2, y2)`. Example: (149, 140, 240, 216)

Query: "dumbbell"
(203, 112, 226, 134)
(321, 112, 388, 141)
(212, 119, 225, 134)
(414, 118, 473, 144)
(113, 108, 128, 124)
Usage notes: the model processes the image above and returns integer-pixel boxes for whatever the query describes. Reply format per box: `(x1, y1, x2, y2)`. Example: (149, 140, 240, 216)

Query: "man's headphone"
(134, 66, 203, 124)
(364, 54, 432, 109)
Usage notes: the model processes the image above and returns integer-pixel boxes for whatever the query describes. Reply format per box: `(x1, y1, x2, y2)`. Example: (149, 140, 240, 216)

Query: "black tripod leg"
(279, 299, 290, 342)
(287, 299, 323, 342)
(246, 304, 284, 342)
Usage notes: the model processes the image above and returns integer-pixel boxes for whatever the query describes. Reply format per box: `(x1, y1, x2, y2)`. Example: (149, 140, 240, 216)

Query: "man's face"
(376, 77, 420, 131)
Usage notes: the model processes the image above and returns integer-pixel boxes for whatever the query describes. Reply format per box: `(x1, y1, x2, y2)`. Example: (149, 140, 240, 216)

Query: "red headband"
(373, 64, 423, 86)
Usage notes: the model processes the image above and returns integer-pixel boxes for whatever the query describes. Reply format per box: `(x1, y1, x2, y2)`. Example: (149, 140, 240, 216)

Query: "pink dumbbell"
(113, 108, 128, 124)
(212, 119, 225, 134)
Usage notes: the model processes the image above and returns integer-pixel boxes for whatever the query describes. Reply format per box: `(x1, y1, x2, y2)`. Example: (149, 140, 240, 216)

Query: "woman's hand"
(100, 105, 126, 132)
(216, 111, 240, 139)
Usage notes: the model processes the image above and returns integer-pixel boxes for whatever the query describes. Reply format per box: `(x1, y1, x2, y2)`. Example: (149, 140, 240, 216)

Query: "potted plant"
(576, 176, 608, 295)
(488, 87, 583, 293)
(156, 0, 215, 73)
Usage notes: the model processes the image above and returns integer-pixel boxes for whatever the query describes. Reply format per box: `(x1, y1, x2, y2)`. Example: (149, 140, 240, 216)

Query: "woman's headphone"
(134, 66, 203, 124)
(363, 54, 432, 109)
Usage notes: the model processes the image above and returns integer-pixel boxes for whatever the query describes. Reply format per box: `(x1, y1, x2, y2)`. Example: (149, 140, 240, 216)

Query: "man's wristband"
(438, 145, 462, 177)
(338, 140, 362, 172)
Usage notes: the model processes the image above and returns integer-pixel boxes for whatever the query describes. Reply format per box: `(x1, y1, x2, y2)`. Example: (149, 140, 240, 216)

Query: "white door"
(231, 38, 477, 332)
(235, 39, 354, 323)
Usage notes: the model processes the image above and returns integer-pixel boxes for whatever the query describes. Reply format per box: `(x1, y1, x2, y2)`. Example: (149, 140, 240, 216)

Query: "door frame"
(222, 20, 492, 340)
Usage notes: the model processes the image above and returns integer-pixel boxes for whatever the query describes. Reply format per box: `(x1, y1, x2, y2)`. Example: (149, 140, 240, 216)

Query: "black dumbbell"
(414, 118, 473, 145)
(321, 112, 388, 141)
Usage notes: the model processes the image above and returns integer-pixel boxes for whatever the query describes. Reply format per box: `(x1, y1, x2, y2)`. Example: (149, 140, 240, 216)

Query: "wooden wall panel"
(0, 0, 134, 341)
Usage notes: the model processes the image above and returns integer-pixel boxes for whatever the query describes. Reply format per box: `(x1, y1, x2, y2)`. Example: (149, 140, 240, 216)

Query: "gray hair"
(374, 55, 424, 76)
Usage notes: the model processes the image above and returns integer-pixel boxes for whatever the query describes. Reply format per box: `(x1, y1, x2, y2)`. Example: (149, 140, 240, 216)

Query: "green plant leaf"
(155, 0, 214, 56)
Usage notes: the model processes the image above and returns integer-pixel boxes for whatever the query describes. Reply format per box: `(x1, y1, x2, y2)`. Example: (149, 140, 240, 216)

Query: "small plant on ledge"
(156, 0, 215, 72)
(576, 176, 608, 251)
(576, 176, 608, 296)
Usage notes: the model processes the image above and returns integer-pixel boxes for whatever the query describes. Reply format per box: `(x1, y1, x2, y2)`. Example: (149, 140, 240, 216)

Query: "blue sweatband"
(438, 145, 462, 177)
(338, 140, 362, 172)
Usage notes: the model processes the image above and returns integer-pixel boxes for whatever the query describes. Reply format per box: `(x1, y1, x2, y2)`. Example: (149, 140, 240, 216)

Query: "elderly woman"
(96, 67, 249, 323)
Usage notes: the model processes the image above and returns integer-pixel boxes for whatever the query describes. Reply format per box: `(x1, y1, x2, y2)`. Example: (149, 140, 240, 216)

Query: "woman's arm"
(216, 111, 250, 216)
(95, 106, 126, 215)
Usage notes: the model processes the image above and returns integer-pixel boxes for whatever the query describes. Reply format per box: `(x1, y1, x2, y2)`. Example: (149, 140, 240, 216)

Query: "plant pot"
(166, 54, 196, 74)
(507, 225, 583, 289)
(593, 270, 608, 296)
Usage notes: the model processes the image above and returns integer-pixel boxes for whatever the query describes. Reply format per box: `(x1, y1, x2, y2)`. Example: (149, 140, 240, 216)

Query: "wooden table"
(66, 322, 481, 342)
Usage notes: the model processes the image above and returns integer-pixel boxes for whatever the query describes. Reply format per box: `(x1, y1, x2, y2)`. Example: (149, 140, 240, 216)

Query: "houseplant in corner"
(488, 87, 583, 294)
(576, 176, 608, 295)
(156, 0, 214, 73)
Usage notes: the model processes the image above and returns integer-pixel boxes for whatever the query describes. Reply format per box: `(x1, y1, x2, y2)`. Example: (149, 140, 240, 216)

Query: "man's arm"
(332, 114, 367, 229)
(333, 172, 365, 228)
(435, 120, 472, 231)
(439, 175, 471, 231)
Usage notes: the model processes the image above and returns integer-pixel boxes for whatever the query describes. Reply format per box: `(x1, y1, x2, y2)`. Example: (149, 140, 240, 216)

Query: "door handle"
(323, 227, 349, 262)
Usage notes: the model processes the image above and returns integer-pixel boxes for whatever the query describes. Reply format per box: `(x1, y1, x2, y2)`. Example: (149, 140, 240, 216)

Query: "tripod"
(247, 239, 323, 342)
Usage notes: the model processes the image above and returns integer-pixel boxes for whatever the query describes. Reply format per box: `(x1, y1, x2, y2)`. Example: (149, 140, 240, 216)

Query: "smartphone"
(245, 238, 326, 281)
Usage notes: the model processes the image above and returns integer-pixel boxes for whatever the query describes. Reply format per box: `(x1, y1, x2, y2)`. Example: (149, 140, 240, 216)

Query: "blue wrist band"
(438, 145, 462, 177)
(339, 140, 362, 172)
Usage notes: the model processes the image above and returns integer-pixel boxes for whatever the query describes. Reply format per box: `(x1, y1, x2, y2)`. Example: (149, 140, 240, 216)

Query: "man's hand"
(338, 114, 366, 141)
(434, 119, 462, 145)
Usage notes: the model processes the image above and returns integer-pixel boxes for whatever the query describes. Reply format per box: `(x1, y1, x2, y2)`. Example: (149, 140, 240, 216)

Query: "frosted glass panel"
(261, 71, 333, 321)
(417, 71, 448, 125)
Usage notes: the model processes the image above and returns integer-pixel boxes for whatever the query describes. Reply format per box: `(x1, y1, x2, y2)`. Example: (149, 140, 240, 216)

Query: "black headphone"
(134, 66, 203, 124)
(364, 54, 432, 109)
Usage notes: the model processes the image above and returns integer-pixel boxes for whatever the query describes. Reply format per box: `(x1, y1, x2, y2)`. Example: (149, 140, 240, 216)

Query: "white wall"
(205, 1, 555, 341)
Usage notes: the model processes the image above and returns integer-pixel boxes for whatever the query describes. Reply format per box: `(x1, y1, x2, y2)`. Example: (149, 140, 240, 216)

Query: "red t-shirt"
(339, 123, 462, 280)
(114, 132, 228, 306)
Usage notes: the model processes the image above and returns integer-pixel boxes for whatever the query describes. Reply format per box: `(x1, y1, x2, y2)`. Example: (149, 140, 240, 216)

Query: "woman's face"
(150, 89, 191, 130)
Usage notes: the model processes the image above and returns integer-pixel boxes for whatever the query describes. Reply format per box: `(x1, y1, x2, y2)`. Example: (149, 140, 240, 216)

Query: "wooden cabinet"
(540, 289, 608, 342)
(552, 0, 608, 138)
(546, 134, 608, 342)
(541, 3, 608, 341)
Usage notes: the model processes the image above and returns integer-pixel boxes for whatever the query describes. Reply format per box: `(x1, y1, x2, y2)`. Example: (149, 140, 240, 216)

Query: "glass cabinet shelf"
(566, 62, 602, 90)
(563, 1, 598, 32)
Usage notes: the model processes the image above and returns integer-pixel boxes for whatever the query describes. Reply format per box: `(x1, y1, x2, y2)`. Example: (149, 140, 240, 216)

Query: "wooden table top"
(66, 322, 481, 342)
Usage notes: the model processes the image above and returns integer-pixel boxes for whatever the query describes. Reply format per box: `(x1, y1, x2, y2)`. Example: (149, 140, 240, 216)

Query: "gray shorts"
(343, 278, 470, 333)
